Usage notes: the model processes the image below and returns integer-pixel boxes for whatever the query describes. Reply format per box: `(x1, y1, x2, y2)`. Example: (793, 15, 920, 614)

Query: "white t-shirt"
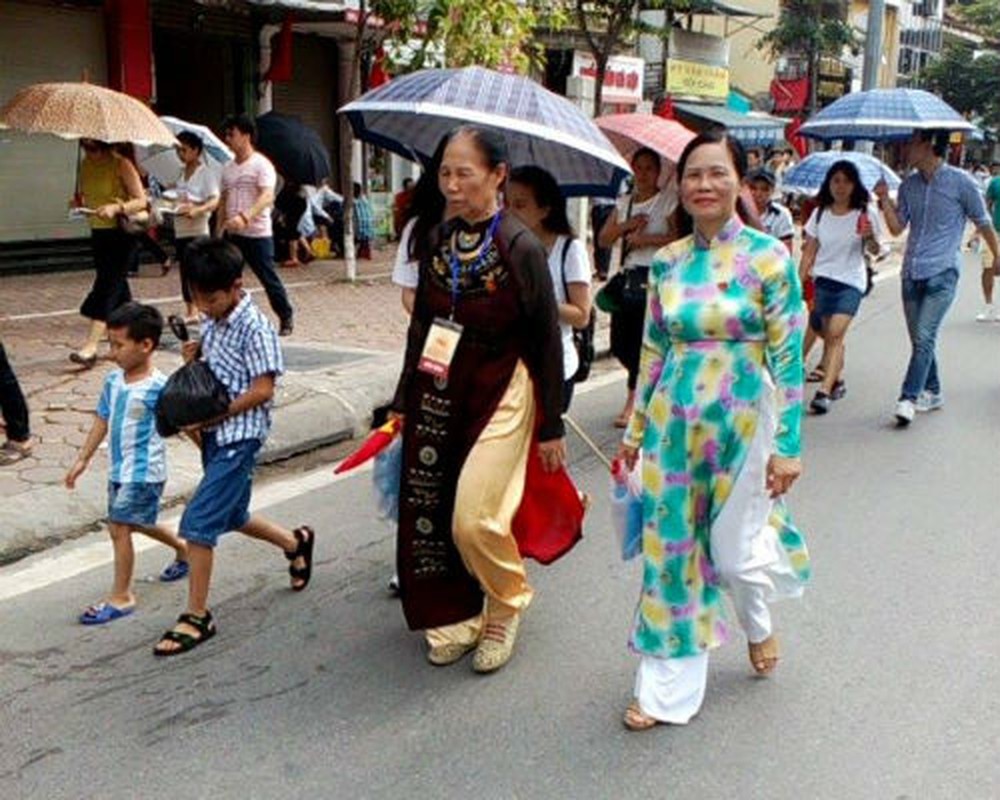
(392, 218, 419, 289)
(616, 189, 677, 269)
(761, 201, 795, 243)
(804, 204, 884, 293)
(172, 164, 220, 239)
(221, 151, 277, 238)
(547, 235, 592, 380)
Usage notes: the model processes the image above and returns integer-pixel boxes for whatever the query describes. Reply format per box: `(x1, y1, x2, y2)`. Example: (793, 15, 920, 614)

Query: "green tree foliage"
(758, 0, 856, 113)
(956, 0, 1000, 39)
(918, 43, 1000, 131)
(574, 0, 640, 115)
(424, 0, 546, 73)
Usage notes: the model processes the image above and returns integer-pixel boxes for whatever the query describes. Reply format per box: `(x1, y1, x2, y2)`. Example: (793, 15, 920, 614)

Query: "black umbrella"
(255, 111, 331, 186)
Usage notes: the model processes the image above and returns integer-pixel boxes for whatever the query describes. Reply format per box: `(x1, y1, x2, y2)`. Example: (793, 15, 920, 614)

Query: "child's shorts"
(179, 434, 262, 548)
(107, 481, 165, 527)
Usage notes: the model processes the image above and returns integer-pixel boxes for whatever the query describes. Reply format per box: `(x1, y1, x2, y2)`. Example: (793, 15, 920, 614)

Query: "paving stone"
(19, 466, 69, 485)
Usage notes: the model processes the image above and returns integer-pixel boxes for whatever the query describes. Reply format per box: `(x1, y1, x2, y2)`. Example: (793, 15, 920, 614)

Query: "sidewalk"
(0, 245, 613, 562)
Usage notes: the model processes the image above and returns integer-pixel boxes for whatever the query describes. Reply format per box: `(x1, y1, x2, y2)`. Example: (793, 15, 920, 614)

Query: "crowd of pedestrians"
(4, 112, 1000, 735)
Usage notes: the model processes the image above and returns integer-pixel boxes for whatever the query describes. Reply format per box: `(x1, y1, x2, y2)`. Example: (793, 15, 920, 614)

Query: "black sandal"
(153, 611, 216, 657)
(285, 526, 315, 592)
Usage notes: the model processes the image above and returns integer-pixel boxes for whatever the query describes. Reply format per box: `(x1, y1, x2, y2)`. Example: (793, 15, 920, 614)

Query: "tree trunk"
(593, 51, 609, 118)
(342, 18, 367, 283)
(808, 49, 820, 115)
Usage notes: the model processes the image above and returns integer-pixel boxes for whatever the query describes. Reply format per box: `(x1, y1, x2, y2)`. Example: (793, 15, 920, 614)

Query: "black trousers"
(80, 229, 135, 322)
(175, 237, 196, 304)
(610, 302, 645, 391)
(0, 341, 30, 442)
(590, 203, 614, 279)
(229, 235, 294, 322)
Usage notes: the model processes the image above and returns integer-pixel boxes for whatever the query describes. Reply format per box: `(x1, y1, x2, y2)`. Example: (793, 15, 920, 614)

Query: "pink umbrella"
(596, 113, 696, 169)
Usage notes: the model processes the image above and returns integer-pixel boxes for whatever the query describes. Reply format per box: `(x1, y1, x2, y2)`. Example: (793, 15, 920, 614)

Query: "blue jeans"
(229, 235, 294, 323)
(899, 269, 958, 401)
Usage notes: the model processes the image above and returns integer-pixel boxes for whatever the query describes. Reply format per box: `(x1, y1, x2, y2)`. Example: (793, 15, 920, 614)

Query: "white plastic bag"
(609, 456, 643, 561)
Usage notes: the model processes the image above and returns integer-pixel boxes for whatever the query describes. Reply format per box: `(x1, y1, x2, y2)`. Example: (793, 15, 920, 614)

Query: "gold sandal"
(748, 635, 780, 676)
(623, 700, 661, 732)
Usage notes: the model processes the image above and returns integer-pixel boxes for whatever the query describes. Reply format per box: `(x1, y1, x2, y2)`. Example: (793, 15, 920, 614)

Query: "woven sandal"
(427, 641, 477, 666)
(472, 615, 520, 674)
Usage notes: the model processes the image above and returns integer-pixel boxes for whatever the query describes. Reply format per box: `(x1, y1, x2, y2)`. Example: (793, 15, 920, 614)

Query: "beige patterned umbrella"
(0, 82, 176, 146)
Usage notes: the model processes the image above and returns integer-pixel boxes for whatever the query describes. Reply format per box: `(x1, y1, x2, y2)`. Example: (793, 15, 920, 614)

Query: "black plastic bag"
(156, 314, 230, 437)
(156, 361, 230, 437)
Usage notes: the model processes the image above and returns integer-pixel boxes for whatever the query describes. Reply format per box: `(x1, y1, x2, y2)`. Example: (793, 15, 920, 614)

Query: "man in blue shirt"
(875, 129, 1000, 426)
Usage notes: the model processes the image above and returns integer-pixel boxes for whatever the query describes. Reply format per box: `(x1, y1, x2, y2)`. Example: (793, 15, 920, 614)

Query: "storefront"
(0, 0, 107, 244)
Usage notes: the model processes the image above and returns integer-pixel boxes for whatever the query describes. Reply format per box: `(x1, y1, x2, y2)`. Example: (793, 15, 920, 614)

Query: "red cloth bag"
(512, 443, 584, 564)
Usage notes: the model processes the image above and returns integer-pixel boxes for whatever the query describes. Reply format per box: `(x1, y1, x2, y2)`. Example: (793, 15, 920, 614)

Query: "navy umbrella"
(255, 111, 331, 186)
(339, 66, 631, 197)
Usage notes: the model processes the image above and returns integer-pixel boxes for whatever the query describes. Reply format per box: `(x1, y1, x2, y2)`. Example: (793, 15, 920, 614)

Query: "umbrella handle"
(562, 413, 614, 472)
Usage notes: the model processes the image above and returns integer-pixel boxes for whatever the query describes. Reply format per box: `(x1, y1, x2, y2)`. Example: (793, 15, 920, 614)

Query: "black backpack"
(560, 237, 596, 384)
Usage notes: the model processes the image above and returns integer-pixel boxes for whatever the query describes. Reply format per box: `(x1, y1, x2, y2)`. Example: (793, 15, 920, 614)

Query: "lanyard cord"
(449, 212, 501, 316)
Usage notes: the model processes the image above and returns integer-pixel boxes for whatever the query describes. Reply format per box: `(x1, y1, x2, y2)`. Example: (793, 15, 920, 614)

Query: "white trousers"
(634, 383, 802, 724)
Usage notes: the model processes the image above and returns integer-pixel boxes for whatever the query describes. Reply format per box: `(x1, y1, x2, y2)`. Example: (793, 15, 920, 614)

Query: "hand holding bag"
(155, 315, 231, 437)
(609, 456, 643, 561)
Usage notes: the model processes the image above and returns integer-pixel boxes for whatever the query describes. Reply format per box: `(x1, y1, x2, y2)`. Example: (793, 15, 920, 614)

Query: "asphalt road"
(2, 259, 999, 800)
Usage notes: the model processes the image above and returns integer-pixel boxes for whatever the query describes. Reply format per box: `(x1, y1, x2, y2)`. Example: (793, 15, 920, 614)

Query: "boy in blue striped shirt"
(153, 238, 315, 657)
(65, 303, 189, 625)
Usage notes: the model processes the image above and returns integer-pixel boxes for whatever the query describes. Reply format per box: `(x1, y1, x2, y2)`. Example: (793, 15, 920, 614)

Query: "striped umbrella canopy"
(340, 66, 632, 197)
(780, 150, 902, 197)
(596, 113, 696, 165)
(800, 89, 975, 142)
(0, 82, 175, 146)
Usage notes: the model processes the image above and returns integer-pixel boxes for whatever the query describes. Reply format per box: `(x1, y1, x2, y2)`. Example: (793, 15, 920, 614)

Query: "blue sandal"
(79, 602, 134, 625)
(159, 559, 189, 582)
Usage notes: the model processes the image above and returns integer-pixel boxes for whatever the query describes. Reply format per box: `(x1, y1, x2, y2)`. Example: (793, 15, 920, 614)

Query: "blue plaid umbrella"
(780, 151, 901, 197)
(339, 67, 631, 197)
(800, 89, 974, 142)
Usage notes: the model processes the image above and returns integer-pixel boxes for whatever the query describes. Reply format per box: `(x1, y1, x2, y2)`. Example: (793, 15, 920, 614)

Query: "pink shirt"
(221, 151, 277, 238)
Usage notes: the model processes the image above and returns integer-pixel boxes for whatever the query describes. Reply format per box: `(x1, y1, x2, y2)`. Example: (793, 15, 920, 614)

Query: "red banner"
(104, 0, 153, 102)
(770, 77, 809, 113)
(265, 15, 295, 83)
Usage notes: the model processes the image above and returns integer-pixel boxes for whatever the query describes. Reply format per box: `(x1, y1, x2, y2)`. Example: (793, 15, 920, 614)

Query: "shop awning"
(673, 102, 787, 147)
(687, 0, 769, 18)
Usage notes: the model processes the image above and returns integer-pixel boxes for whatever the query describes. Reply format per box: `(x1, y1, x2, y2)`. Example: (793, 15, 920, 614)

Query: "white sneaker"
(915, 391, 943, 412)
(895, 399, 915, 426)
(975, 305, 997, 322)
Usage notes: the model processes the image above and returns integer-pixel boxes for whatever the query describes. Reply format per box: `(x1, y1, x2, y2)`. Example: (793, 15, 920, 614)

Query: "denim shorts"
(179, 433, 261, 548)
(810, 277, 863, 330)
(107, 481, 164, 527)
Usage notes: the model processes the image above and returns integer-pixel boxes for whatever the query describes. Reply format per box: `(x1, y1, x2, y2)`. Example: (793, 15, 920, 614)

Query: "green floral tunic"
(623, 216, 811, 659)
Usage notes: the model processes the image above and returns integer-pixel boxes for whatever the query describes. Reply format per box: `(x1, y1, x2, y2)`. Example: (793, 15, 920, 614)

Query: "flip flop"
(159, 559, 189, 582)
(79, 602, 134, 625)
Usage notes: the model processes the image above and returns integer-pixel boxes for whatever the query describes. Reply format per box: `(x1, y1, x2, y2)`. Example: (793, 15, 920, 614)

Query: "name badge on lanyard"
(418, 317, 464, 379)
(417, 212, 501, 380)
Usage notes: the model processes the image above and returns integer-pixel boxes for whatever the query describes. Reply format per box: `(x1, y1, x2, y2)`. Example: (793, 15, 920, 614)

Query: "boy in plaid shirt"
(153, 238, 316, 656)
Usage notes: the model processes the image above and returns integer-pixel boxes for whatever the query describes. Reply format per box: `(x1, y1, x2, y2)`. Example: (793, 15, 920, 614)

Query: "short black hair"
(182, 237, 244, 293)
(107, 302, 163, 348)
(914, 129, 950, 158)
(222, 114, 256, 139)
(176, 130, 204, 152)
